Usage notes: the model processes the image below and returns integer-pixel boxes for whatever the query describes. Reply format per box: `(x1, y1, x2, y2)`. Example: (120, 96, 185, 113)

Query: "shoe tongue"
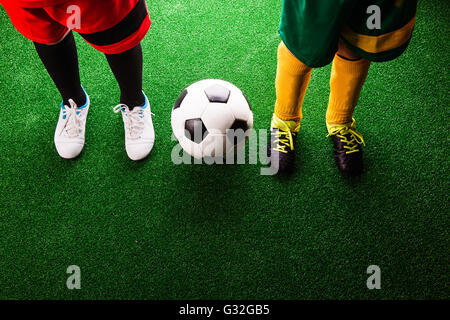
(275, 120, 299, 133)
(286, 120, 300, 132)
(271, 114, 300, 132)
(129, 107, 144, 117)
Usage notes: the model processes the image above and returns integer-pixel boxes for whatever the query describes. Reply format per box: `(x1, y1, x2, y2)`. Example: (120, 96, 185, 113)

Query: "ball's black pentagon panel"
(227, 119, 249, 144)
(204, 84, 231, 103)
(185, 118, 208, 144)
(230, 119, 249, 132)
(173, 89, 188, 110)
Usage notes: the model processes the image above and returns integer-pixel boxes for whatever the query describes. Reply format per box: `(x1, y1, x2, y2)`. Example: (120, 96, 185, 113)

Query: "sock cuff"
(278, 41, 313, 75)
(333, 54, 370, 75)
(274, 110, 302, 122)
(326, 99, 354, 125)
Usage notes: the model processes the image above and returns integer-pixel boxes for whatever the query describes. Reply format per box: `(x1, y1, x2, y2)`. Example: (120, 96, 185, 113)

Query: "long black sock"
(34, 32, 86, 107)
(105, 44, 145, 109)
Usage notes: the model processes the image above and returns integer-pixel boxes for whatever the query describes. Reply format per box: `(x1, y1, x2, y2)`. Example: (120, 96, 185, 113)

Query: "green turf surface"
(0, 0, 448, 299)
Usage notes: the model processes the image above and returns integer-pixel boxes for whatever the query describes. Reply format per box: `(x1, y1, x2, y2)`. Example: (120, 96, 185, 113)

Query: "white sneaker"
(113, 92, 155, 160)
(54, 89, 90, 159)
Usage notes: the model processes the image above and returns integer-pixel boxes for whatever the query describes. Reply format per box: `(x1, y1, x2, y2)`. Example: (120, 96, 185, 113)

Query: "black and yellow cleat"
(327, 119, 365, 176)
(268, 114, 300, 174)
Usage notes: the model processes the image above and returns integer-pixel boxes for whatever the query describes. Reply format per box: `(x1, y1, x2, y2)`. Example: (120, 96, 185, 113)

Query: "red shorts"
(0, 0, 151, 54)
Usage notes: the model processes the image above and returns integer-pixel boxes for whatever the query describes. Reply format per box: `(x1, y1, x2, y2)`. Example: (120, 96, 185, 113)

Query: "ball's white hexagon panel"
(179, 89, 210, 120)
(201, 103, 235, 134)
(201, 133, 227, 159)
(227, 89, 251, 122)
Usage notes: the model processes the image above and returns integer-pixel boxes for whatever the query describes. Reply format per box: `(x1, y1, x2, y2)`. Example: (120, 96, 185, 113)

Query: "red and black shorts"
(0, 0, 151, 54)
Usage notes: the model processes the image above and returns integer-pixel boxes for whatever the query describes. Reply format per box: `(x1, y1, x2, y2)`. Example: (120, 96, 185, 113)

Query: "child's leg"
(268, 41, 313, 174)
(33, 31, 86, 107)
(105, 43, 145, 109)
(326, 40, 370, 125)
(325, 40, 369, 175)
(274, 41, 313, 124)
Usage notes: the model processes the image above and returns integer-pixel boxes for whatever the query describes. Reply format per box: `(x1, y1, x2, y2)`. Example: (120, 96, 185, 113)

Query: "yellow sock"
(326, 54, 371, 125)
(274, 41, 313, 122)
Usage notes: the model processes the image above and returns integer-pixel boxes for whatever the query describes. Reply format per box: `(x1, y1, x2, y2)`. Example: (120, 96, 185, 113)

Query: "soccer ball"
(171, 79, 253, 160)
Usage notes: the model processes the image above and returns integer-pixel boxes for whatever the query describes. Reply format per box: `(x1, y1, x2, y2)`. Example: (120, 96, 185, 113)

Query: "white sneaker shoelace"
(113, 104, 151, 139)
(61, 99, 83, 138)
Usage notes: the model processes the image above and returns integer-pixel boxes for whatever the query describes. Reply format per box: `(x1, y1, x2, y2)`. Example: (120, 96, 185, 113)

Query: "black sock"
(34, 32, 86, 107)
(105, 44, 145, 109)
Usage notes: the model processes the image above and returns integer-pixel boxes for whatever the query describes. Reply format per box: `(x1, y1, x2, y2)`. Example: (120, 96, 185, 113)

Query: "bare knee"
(337, 39, 361, 60)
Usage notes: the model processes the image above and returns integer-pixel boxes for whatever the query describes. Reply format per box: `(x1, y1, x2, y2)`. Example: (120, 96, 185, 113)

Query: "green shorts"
(279, 0, 417, 67)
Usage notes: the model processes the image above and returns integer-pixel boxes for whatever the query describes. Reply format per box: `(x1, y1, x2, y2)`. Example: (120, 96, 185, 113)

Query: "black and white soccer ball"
(171, 79, 253, 160)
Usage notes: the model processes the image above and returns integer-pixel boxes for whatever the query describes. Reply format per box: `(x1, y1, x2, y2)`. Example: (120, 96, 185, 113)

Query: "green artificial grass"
(0, 0, 448, 299)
